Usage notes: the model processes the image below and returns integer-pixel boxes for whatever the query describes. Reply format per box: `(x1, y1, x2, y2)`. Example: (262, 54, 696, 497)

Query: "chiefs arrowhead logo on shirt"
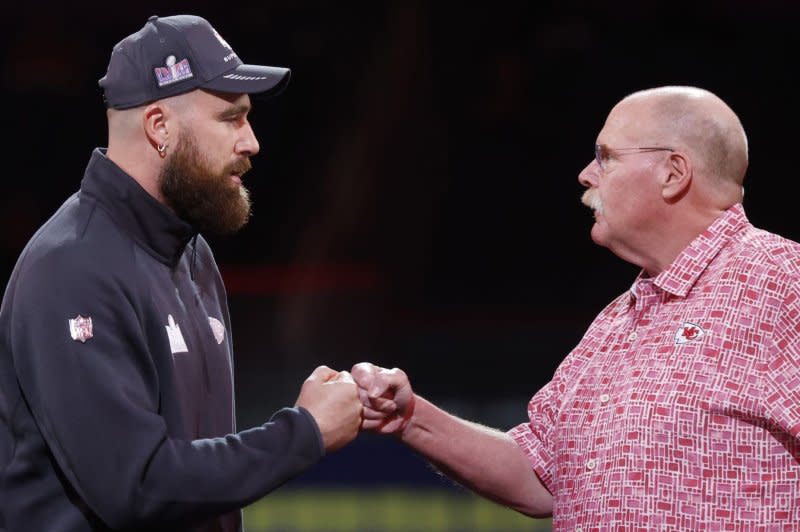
(674, 322, 705, 344)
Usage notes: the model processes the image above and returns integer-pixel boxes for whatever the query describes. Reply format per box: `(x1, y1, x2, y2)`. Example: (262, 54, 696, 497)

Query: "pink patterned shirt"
(509, 204, 800, 530)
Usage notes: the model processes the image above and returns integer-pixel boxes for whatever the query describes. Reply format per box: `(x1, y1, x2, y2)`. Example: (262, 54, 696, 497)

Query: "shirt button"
(586, 458, 597, 470)
(599, 393, 610, 404)
(576, 528, 583, 532)
(627, 331, 638, 342)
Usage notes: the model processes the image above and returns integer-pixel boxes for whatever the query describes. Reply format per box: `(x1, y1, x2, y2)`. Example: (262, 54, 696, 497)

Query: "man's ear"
(662, 151, 692, 202)
(143, 102, 169, 153)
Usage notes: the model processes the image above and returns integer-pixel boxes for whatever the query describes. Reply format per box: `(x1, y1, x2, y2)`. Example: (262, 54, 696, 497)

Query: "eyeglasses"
(594, 144, 674, 171)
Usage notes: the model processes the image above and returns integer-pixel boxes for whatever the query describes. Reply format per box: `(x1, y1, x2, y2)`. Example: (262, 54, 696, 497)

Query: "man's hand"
(351, 362, 416, 435)
(295, 365, 362, 452)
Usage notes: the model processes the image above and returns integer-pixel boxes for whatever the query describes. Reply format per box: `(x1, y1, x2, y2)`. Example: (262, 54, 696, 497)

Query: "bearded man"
(0, 14, 362, 532)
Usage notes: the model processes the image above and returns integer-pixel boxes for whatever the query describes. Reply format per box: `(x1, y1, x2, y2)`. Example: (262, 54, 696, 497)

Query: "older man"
(0, 14, 361, 532)
(353, 86, 800, 529)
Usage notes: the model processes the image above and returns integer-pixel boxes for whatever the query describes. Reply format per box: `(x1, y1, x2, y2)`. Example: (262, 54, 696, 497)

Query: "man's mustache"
(581, 189, 602, 212)
(226, 158, 252, 176)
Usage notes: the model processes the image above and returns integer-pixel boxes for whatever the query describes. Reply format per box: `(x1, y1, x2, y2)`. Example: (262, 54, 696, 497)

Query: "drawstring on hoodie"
(190, 234, 198, 281)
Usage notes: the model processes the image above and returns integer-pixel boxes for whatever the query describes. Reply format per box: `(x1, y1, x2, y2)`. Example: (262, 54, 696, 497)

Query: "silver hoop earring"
(157, 143, 167, 158)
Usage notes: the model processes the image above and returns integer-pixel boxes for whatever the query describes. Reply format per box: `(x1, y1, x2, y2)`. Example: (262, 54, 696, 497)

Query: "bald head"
(619, 86, 749, 190)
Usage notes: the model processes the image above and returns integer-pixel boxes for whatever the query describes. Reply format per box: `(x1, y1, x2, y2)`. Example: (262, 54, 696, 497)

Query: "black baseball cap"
(98, 14, 290, 109)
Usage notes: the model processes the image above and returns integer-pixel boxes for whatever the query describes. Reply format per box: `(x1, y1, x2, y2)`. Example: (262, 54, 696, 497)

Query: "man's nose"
(578, 159, 599, 188)
(236, 123, 260, 157)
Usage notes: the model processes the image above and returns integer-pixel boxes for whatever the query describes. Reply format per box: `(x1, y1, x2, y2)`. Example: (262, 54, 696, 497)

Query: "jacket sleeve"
(9, 245, 324, 528)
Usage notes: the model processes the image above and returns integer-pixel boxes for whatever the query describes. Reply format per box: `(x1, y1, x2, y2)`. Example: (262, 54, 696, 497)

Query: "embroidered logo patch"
(154, 55, 193, 87)
(208, 317, 226, 344)
(165, 314, 188, 354)
(675, 322, 705, 344)
(68, 315, 93, 343)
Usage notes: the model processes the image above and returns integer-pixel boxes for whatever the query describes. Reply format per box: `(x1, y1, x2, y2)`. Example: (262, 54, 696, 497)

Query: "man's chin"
(589, 223, 609, 247)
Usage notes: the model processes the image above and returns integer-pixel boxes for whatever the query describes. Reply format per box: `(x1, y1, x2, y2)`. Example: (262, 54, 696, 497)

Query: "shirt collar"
(632, 203, 750, 299)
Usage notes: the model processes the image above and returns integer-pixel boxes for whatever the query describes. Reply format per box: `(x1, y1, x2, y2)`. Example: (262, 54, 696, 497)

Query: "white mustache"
(581, 189, 604, 216)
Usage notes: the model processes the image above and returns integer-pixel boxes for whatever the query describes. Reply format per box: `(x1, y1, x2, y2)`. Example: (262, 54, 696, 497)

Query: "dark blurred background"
(2, 0, 800, 525)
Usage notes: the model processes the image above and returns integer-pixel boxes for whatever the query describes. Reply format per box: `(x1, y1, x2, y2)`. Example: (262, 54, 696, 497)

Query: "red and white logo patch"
(675, 322, 705, 344)
(68, 315, 93, 343)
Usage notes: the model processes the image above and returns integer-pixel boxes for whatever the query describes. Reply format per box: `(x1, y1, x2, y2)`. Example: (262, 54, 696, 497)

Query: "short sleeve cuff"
(507, 422, 555, 493)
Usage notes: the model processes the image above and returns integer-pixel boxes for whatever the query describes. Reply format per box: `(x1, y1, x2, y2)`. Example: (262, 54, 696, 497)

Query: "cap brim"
(203, 64, 291, 98)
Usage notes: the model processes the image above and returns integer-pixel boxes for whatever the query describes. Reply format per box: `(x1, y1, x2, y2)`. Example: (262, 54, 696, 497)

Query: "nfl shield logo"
(69, 315, 93, 343)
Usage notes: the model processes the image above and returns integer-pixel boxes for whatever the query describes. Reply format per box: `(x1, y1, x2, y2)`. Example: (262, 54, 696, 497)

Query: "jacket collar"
(80, 148, 196, 266)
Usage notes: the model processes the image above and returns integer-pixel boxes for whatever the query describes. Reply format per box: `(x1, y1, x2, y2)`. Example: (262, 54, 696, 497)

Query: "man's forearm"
(399, 396, 553, 517)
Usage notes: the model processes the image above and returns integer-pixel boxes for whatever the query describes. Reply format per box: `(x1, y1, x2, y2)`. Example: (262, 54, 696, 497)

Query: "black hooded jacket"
(0, 148, 323, 531)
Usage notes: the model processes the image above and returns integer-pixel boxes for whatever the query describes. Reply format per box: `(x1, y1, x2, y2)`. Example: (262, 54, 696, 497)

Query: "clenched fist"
(295, 365, 362, 452)
(351, 362, 416, 435)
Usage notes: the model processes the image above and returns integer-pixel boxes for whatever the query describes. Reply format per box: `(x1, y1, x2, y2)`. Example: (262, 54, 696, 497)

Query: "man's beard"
(159, 133, 253, 235)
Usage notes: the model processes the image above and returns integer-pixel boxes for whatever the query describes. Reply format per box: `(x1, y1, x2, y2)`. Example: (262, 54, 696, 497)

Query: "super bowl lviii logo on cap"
(154, 55, 194, 88)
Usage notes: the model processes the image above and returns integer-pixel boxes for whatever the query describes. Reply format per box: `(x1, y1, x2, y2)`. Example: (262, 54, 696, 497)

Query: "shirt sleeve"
(8, 244, 324, 528)
(507, 375, 560, 494)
